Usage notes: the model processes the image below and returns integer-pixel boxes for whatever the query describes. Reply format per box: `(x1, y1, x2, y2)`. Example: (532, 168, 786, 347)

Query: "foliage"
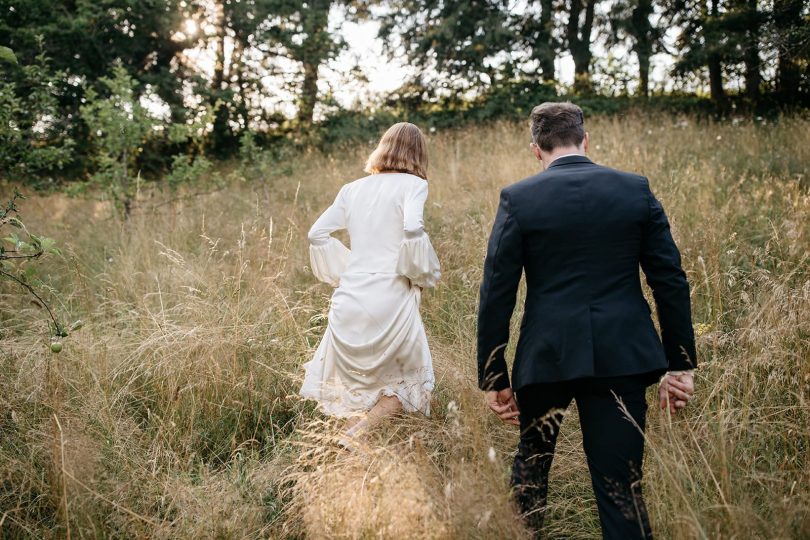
(0, 191, 65, 339)
(78, 65, 218, 214)
(603, 0, 663, 96)
(0, 0, 808, 187)
(379, 0, 515, 91)
(164, 153, 214, 191)
(79, 65, 156, 216)
(166, 101, 217, 190)
(308, 86, 719, 150)
(0, 47, 74, 183)
(0, 45, 16, 64)
(0, 0, 191, 124)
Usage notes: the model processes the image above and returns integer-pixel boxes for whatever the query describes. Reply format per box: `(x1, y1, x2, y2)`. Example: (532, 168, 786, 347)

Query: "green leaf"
(22, 266, 36, 281)
(0, 46, 17, 65)
(41, 236, 61, 255)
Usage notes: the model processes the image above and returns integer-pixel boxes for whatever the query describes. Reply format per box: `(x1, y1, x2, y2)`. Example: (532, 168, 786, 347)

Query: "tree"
(1, 0, 191, 117)
(513, 0, 559, 83)
(80, 66, 155, 217)
(566, 0, 599, 92)
(606, 0, 663, 97)
(716, 0, 764, 102)
(193, 0, 347, 132)
(0, 0, 192, 171)
(739, 0, 763, 101)
(378, 0, 515, 94)
(259, 0, 348, 126)
(772, 0, 809, 105)
(0, 46, 74, 180)
(670, 0, 729, 107)
(80, 64, 215, 215)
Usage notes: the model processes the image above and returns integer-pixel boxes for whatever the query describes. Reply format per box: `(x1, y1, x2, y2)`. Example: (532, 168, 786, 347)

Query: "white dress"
(299, 173, 441, 418)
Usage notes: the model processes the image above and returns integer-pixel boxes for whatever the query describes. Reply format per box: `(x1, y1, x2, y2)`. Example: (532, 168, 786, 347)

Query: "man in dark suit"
(477, 102, 697, 539)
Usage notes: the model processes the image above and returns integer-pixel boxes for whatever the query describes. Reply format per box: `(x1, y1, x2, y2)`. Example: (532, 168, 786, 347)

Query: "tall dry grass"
(1, 114, 808, 539)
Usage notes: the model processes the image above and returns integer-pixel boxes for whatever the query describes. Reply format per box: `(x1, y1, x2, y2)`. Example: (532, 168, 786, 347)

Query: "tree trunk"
(707, 0, 726, 108)
(632, 0, 653, 97)
(296, 1, 330, 125)
(298, 61, 319, 126)
(774, 0, 803, 105)
(638, 51, 650, 97)
(210, 1, 234, 155)
(232, 39, 249, 130)
(743, 0, 761, 101)
(538, 0, 556, 82)
(708, 54, 726, 104)
(567, 0, 596, 92)
(212, 2, 226, 93)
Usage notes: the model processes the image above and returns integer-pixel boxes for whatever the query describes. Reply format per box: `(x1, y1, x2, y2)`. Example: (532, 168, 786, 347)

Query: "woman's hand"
(486, 388, 520, 426)
(658, 371, 695, 413)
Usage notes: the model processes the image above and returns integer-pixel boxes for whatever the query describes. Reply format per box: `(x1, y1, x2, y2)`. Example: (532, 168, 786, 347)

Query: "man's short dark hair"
(530, 102, 586, 152)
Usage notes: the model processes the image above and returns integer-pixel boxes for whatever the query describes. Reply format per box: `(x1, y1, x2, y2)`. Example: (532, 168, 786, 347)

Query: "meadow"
(0, 114, 808, 539)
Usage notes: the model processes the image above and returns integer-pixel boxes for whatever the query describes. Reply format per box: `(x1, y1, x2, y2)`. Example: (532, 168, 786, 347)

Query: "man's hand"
(658, 371, 695, 413)
(486, 388, 520, 426)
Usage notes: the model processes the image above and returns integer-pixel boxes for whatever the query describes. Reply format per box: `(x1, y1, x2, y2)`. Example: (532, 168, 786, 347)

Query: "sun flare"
(184, 18, 198, 36)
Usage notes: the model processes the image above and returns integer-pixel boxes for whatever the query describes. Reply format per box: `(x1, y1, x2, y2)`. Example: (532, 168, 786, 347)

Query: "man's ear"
(531, 143, 542, 162)
(582, 132, 590, 153)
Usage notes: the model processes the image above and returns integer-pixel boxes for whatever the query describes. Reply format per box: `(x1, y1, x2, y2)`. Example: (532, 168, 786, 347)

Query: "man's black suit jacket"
(477, 155, 697, 391)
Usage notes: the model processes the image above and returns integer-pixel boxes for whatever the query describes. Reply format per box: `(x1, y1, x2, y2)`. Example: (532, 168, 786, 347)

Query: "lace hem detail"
(300, 377, 434, 418)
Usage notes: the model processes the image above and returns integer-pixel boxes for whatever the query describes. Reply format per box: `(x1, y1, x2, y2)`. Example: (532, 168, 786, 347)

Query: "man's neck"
(544, 147, 585, 168)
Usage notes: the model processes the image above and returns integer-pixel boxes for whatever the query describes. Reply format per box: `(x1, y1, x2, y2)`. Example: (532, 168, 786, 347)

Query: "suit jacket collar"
(545, 154, 593, 169)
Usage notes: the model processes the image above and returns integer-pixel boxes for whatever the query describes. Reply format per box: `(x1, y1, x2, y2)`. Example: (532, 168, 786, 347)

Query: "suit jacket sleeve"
(640, 180, 697, 371)
(477, 190, 524, 391)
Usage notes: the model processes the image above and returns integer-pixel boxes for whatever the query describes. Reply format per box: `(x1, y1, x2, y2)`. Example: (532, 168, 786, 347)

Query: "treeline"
(387, 0, 808, 104)
(0, 0, 808, 187)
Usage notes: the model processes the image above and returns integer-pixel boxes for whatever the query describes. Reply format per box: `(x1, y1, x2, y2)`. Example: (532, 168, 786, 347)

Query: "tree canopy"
(0, 0, 807, 183)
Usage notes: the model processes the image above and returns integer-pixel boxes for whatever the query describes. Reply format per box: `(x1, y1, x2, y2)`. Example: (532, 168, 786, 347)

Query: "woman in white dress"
(299, 123, 441, 435)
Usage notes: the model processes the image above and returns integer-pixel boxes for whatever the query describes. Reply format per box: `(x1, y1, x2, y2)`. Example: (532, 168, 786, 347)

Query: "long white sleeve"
(308, 186, 351, 287)
(396, 181, 441, 288)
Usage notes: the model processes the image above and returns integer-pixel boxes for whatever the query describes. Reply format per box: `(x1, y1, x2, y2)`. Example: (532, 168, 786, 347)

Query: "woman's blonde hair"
(364, 122, 429, 180)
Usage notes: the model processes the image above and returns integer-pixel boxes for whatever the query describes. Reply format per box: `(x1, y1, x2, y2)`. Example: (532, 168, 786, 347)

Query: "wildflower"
(694, 322, 712, 337)
(488, 447, 497, 462)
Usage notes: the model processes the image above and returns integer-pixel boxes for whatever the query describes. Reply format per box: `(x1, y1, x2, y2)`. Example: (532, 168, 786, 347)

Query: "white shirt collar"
(549, 153, 585, 165)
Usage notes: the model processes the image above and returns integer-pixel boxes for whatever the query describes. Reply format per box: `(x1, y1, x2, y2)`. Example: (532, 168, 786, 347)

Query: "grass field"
(1, 114, 808, 539)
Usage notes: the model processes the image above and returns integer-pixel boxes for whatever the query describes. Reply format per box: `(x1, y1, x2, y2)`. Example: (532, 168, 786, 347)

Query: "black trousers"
(512, 374, 655, 539)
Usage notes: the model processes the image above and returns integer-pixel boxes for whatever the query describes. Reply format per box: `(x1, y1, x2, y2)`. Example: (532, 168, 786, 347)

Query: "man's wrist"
(659, 369, 695, 384)
(667, 370, 694, 376)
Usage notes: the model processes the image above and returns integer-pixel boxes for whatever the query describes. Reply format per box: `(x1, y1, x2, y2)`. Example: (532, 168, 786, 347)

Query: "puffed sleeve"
(395, 180, 441, 288)
(308, 186, 351, 287)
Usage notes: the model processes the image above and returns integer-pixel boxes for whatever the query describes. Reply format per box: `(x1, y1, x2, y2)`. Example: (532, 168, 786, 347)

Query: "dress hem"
(299, 379, 434, 418)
